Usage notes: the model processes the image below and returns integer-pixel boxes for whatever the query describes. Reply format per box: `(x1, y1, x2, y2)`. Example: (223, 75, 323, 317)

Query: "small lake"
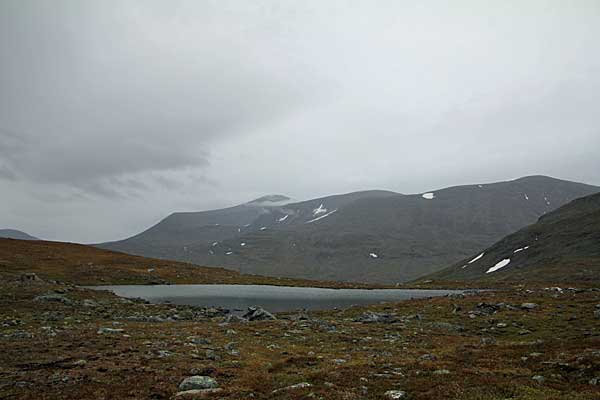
(92, 284, 463, 313)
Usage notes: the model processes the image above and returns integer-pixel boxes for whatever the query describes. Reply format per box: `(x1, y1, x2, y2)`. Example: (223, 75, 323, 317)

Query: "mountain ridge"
(98, 175, 599, 283)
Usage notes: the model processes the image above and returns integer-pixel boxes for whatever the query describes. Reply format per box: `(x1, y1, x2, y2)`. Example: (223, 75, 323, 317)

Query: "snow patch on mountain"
(468, 252, 485, 264)
(422, 192, 435, 200)
(514, 246, 530, 253)
(306, 209, 337, 223)
(312, 203, 327, 216)
(486, 258, 511, 274)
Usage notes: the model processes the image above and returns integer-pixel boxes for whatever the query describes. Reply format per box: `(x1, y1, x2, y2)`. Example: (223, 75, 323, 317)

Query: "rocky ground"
(1, 274, 599, 399)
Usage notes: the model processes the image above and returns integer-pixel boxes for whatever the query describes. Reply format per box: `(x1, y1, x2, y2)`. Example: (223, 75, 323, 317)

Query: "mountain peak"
(247, 195, 292, 206)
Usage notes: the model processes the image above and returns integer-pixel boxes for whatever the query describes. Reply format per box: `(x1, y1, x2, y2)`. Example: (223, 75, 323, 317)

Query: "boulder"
(354, 312, 398, 324)
(242, 306, 276, 321)
(178, 376, 218, 391)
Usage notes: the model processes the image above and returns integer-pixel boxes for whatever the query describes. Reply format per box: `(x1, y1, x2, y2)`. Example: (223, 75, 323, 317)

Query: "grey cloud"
(0, 0, 325, 197)
(1, 0, 599, 242)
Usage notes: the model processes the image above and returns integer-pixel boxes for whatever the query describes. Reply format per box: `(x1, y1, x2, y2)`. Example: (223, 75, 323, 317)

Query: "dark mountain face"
(98, 176, 599, 283)
(422, 191, 600, 284)
(0, 229, 39, 241)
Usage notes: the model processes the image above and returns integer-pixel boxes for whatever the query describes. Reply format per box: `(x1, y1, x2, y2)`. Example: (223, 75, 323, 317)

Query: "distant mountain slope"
(99, 176, 599, 283)
(0, 238, 372, 288)
(421, 192, 600, 284)
(0, 229, 38, 241)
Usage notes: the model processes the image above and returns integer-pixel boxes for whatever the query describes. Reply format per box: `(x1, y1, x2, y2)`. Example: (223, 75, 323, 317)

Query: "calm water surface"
(92, 284, 463, 313)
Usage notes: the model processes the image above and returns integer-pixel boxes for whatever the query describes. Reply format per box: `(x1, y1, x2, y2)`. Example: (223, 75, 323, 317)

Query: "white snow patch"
(278, 214, 289, 222)
(243, 223, 251, 227)
(240, 243, 246, 247)
(524, 194, 529, 200)
(225, 251, 233, 255)
(468, 252, 485, 264)
(544, 196, 550, 205)
(369, 253, 379, 259)
(486, 258, 511, 274)
(513, 246, 530, 253)
(422, 192, 435, 200)
(461, 265, 468, 269)
(260, 226, 267, 231)
(212, 242, 218, 246)
(312, 203, 327, 215)
(306, 209, 337, 223)
(478, 184, 483, 188)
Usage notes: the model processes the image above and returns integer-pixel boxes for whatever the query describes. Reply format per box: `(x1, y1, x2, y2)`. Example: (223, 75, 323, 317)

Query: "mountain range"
(98, 175, 599, 283)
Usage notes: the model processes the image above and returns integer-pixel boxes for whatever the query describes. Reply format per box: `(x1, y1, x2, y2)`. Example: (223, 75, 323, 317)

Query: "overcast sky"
(1, 0, 599, 243)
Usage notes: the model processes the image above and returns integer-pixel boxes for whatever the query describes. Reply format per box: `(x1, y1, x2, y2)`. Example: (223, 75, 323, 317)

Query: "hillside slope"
(99, 176, 599, 283)
(423, 192, 600, 285)
(0, 238, 375, 288)
(0, 229, 39, 240)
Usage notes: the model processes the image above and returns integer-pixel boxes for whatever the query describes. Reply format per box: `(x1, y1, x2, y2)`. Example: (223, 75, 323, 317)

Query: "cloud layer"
(1, 0, 599, 242)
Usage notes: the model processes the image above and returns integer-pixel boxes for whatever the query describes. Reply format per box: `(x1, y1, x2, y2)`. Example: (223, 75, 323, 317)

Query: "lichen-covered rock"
(178, 376, 218, 391)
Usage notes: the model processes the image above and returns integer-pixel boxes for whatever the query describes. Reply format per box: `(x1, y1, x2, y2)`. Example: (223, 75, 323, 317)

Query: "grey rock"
(419, 353, 437, 361)
(205, 349, 220, 361)
(19, 273, 42, 282)
(82, 299, 99, 307)
(532, 375, 545, 383)
(97, 327, 124, 335)
(384, 390, 407, 399)
(189, 337, 211, 345)
(242, 306, 276, 321)
(173, 389, 222, 398)
(178, 376, 218, 391)
(433, 369, 450, 375)
(354, 311, 398, 324)
(521, 303, 539, 310)
(481, 337, 496, 345)
(34, 294, 73, 305)
(429, 322, 464, 332)
(3, 330, 33, 339)
(272, 382, 313, 393)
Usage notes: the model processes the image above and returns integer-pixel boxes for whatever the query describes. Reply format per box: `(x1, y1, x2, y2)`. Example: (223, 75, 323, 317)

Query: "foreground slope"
(0, 238, 374, 288)
(424, 192, 600, 285)
(100, 176, 599, 283)
(2, 276, 599, 399)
